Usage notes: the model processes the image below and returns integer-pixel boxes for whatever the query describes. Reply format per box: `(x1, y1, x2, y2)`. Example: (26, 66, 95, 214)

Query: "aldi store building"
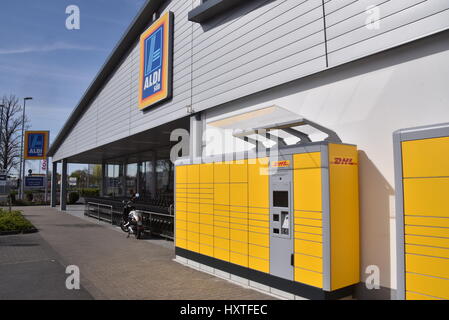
(47, 0, 449, 300)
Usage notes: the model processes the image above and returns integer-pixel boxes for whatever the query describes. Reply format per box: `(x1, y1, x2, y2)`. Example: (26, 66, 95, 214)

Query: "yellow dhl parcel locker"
(394, 123, 449, 300)
(175, 141, 360, 299)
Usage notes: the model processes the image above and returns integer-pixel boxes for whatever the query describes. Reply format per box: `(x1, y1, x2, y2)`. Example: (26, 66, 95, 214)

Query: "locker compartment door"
(402, 136, 449, 300)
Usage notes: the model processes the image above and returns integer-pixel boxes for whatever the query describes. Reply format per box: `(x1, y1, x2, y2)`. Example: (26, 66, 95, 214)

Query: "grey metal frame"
(393, 122, 449, 300)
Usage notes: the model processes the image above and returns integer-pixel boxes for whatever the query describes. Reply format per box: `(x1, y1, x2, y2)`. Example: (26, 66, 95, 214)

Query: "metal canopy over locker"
(394, 123, 449, 300)
(174, 119, 360, 299)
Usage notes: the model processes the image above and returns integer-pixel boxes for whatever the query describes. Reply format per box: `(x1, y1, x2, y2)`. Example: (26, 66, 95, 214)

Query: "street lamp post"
(19, 97, 32, 199)
(0, 103, 4, 144)
(0, 104, 4, 172)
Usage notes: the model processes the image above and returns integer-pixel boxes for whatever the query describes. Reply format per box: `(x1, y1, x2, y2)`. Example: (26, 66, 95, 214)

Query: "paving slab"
(0, 233, 92, 300)
(13, 206, 274, 300)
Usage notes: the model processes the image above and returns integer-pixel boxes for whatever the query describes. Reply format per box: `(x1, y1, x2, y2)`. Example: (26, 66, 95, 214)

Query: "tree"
(0, 95, 30, 175)
(70, 169, 89, 188)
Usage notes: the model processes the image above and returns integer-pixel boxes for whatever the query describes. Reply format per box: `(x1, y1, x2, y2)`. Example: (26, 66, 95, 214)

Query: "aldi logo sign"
(24, 131, 49, 160)
(138, 11, 173, 110)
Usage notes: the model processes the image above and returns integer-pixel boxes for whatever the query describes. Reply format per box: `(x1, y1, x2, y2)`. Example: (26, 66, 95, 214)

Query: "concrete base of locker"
(174, 248, 356, 300)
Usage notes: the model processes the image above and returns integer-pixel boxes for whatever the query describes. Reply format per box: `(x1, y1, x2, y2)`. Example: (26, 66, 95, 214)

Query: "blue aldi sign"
(138, 11, 173, 110)
(24, 131, 49, 160)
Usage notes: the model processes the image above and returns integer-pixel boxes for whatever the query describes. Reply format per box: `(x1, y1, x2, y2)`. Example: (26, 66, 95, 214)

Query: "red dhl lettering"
(272, 160, 290, 167)
(331, 157, 357, 165)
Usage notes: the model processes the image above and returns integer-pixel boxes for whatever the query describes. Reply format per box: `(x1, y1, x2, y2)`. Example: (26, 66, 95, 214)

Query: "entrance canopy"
(63, 116, 190, 164)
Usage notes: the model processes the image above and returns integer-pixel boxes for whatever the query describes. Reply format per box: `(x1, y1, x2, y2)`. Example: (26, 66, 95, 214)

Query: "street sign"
(69, 177, 77, 186)
(25, 176, 45, 188)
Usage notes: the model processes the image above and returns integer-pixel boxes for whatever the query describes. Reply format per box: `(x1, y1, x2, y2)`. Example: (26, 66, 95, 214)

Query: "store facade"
(48, 0, 449, 299)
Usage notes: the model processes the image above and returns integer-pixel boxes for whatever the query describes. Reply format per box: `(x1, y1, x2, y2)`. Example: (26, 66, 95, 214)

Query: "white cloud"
(0, 42, 103, 55)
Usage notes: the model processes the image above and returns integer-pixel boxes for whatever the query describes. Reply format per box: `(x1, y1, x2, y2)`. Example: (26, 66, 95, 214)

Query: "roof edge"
(47, 0, 166, 157)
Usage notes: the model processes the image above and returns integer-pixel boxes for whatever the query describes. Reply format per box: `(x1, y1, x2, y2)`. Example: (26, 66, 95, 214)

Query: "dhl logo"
(331, 157, 357, 165)
(271, 160, 290, 167)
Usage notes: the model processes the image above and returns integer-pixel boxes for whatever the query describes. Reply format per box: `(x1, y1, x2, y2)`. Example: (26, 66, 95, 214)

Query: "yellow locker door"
(402, 137, 449, 300)
(214, 162, 230, 262)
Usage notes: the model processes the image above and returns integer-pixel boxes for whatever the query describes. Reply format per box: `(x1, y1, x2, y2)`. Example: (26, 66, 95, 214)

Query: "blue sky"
(0, 0, 146, 173)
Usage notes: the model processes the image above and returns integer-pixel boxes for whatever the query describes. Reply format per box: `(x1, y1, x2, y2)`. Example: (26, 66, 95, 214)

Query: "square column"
(189, 113, 204, 162)
(101, 163, 107, 197)
(50, 161, 58, 207)
(60, 159, 68, 211)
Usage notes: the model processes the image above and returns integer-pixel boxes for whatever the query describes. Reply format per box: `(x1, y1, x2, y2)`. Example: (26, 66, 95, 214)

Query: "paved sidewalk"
(0, 232, 92, 300)
(13, 206, 273, 300)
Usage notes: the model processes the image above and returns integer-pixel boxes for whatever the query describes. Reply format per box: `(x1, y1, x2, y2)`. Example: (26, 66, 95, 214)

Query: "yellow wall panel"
(187, 164, 200, 183)
(405, 235, 449, 248)
(248, 207, 269, 215)
(200, 234, 214, 246)
(176, 238, 187, 249)
(200, 244, 214, 257)
(214, 226, 229, 239)
(200, 213, 213, 226)
(295, 239, 322, 258)
(200, 203, 214, 214)
(403, 178, 449, 218)
(248, 225, 268, 234)
(328, 143, 360, 291)
(294, 225, 322, 235)
(294, 210, 322, 220)
(405, 225, 449, 238)
(187, 241, 199, 253)
(200, 163, 214, 183)
(187, 202, 199, 213)
(176, 229, 186, 240)
(405, 216, 449, 228)
(176, 220, 187, 230)
(176, 201, 187, 211)
(294, 231, 322, 243)
(294, 253, 323, 273)
(230, 239, 248, 254)
(249, 244, 269, 260)
(214, 184, 229, 205)
(214, 248, 229, 261)
(176, 211, 187, 221)
(295, 268, 322, 288)
(176, 165, 187, 184)
(229, 211, 248, 220)
(214, 162, 229, 183)
(406, 254, 449, 279)
(405, 244, 449, 259)
(248, 219, 269, 229)
(294, 168, 322, 212)
(295, 217, 322, 228)
(200, 224, 213, 235)
(187, 231, 199, 242)
(248, 158, 269, 208)
(406, 291, 442, 300)
(188, 212, 199, 223)
(249, 256, 269, 273)
(230, 160, 248, 182)
(248, 213, 269, 222)
(230, 183, 248, 207)
(406, 273, 449, 300)
(294, 152, 321, 169)
(214, 237, 229, 249)
(402, 136, 449, 178)
(230, 252, 248, 267)
(248, 232, 269, 247)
